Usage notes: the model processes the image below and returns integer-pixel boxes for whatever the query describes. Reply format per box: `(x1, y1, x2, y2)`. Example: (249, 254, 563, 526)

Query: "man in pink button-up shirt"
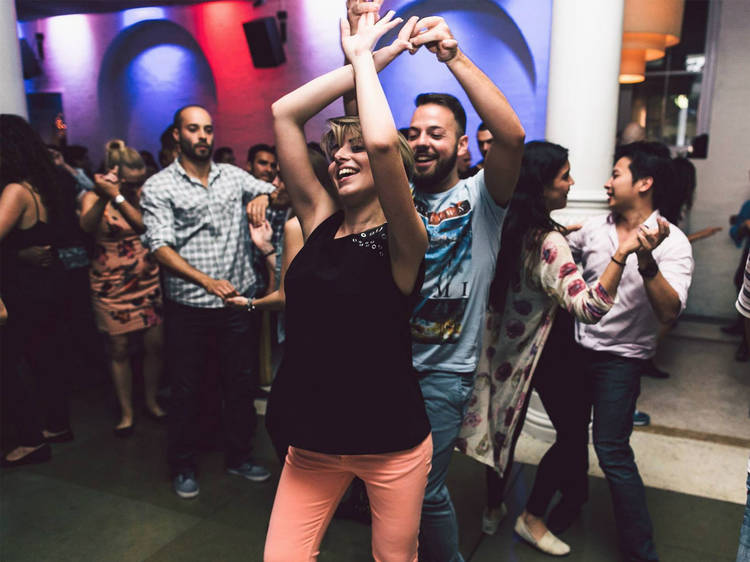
(567, 142, 694, 562)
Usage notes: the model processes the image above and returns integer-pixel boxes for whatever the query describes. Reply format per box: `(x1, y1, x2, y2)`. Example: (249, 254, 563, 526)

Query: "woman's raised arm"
(271, 19, 416, 239)
(343, 13, 428, 294)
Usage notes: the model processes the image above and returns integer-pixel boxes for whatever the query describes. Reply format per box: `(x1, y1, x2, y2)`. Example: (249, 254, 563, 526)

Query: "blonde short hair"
(321, 116, 415, 181)
(104, 139, 145, 173)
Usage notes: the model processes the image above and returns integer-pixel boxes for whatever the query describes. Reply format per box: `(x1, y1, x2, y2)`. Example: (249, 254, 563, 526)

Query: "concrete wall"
(686, 0, 750, 319)
(18, 0, 551, 169)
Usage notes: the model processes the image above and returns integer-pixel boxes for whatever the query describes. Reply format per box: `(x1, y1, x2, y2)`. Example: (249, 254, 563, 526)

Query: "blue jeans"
(583, 347, 658, 562)
(417, 371, 474, 562)
(737, 472, 750, 562)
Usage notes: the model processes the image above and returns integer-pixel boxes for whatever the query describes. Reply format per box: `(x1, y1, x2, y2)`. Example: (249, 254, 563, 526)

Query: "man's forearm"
(446, 51, 525, 149)
(154, 246, 209, 289)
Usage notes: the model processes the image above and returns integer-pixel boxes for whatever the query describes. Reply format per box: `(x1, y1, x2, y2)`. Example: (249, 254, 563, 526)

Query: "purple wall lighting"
(97, 19, 217, 160)
(377, 0, 552, 159)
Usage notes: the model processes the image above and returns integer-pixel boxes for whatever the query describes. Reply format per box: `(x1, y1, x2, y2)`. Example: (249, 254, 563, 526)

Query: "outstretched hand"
(341, 9, 404, 61)
(409, 16, 458, 62)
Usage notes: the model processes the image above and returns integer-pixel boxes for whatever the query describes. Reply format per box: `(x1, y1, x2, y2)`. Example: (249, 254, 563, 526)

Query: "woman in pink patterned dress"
(80, 141, 164, 436)
(458, 141, 643, 555)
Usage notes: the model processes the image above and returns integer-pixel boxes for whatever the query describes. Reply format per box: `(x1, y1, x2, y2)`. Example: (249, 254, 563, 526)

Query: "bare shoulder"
(0, 182, 32, 206)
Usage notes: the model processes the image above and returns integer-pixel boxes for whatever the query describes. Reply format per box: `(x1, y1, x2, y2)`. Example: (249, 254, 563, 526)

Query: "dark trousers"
(487, 310, 589, 510)
(1, 292, 69, 447)
(165, 300, 258, 475)
(582, 346, 658, 562)
(526, 310, 590, 515)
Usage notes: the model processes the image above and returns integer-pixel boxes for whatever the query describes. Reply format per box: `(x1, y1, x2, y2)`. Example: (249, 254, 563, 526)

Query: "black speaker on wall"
(243, 17, 286, 68)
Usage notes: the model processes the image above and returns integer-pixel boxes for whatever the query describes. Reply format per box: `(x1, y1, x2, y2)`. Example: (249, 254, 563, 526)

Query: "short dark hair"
(213, 146, 234, 163)
(247, 143, 275, 164)
(172, 104, 210, 129)
(477, 122, 489, 132)
(615, 141, 675, 218)
(415, 93, 467, 136)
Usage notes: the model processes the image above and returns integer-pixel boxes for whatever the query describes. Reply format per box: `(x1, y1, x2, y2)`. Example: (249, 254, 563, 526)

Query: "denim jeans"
(583, 347, 658, 562)
(165, 300, 259, 475)
(417, 371, 474, 562)
(737, 472, 750, 562)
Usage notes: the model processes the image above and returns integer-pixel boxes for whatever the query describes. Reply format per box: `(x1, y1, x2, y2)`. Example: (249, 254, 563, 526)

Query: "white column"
(523, 0, 624, 443)
(0, 1, 28, 118)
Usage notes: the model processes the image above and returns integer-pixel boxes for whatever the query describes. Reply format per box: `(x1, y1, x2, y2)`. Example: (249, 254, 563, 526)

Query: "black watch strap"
(638, 259, 659, 279)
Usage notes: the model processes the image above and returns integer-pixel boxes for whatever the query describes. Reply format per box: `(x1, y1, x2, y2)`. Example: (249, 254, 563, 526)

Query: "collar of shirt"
(170, 158, 223, 188)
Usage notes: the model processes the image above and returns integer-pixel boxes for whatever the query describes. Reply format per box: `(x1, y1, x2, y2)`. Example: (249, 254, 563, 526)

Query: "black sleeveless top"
(1, 184, 62, 302)
(267, 211, 431, 454)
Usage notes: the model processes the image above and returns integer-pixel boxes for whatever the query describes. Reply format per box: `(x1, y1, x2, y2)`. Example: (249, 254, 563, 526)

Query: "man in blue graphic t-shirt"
(403, 16, 526, 562)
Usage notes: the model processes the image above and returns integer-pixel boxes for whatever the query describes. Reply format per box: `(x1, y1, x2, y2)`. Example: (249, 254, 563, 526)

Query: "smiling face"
(249, 150, 277, 183)
(544, 160, 574, 211)
(604, 156, 652, 212)
(407, 103, 467, 191)
(174, 106, 214, 163)
(327, 132, 375, 206)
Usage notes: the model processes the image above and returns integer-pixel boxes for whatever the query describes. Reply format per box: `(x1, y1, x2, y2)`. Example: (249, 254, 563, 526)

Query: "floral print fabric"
(89, 204, 162, 335)
(457, 231, 614, 475)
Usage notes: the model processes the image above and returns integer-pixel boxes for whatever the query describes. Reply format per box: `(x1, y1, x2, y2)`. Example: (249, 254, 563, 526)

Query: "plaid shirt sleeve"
(140, 179, 176, 252)
(241, 171, 276, 201)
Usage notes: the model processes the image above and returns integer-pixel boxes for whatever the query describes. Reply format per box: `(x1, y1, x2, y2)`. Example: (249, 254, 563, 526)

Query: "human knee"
(108, 336, 130, 362)
(144, 328, 163, 356)
(594, 440, 636, 475)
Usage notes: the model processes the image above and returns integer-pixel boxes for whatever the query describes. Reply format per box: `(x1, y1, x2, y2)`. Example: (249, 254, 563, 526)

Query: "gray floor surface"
(1, 380, 744, 562)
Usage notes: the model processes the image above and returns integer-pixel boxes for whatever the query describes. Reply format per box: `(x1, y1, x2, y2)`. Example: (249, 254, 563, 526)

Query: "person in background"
(246, 143, 278, 184)
(725, 186, 750, 361)
(0, 114, 72, 466)
(79, 140, 165, 437)
(734, 253, 750, 562)
(158, 125, 179, 169)
(48, 144, 94, 199)
(139, 150, 159, 177)
(213, 146, 236, 165)
(140, 105, 274, 499)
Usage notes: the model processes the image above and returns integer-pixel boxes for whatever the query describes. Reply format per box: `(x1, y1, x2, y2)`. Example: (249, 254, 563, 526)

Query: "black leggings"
(486, 310, 589, 513)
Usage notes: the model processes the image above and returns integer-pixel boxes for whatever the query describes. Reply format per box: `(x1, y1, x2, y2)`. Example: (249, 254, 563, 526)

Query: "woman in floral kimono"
(458, 141, 642, 556)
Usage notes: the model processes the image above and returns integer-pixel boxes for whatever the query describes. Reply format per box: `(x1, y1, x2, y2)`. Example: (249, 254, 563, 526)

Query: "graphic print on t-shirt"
(410, 198, 472, 344)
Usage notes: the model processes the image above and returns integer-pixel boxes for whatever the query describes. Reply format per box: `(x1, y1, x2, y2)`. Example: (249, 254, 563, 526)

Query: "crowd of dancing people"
(2, 2, 750, 561)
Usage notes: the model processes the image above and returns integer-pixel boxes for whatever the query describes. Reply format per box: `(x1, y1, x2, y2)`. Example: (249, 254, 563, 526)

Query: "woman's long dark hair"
(489, 141, 569, 313)
(0, 114, 61, 223)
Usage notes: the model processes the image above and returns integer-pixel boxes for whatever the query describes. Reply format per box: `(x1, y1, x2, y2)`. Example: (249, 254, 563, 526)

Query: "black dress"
(1, 190, 69, 445)
(266, 211, 430, 455)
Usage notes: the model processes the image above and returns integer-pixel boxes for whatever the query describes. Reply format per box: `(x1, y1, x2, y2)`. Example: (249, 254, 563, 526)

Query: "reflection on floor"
(1, 319, 747, 561)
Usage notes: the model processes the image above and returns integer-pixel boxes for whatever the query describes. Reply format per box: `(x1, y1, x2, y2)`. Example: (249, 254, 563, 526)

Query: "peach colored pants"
(264, 435, 432, 562)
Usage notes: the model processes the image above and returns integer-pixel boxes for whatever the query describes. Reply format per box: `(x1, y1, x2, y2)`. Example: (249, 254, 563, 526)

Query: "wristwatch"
(638, 259, 659, 279)
(112, 194, 126, 207)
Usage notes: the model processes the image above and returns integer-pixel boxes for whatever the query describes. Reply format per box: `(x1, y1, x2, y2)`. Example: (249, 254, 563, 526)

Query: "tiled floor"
(1, 320, 747, 561)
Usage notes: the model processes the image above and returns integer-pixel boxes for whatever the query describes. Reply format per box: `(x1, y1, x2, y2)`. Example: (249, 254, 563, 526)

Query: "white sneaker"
(514, 515, 571, 556)
(481, 503, 508, 535)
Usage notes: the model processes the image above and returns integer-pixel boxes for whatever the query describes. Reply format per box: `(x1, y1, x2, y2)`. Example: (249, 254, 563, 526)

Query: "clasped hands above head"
(345, 0, 460, 63)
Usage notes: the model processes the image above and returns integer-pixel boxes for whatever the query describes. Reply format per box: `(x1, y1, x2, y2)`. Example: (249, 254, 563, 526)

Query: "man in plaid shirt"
(141, 105, 274, 499)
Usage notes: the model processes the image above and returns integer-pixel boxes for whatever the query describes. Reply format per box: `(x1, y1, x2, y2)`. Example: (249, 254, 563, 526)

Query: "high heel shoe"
(1, 443, 52, 467)
(113, 425, 134, 438)
(143, 407, 167, 423)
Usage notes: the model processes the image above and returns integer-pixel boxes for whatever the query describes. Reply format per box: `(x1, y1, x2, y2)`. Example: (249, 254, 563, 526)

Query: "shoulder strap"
(19, 181, 41, 222)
